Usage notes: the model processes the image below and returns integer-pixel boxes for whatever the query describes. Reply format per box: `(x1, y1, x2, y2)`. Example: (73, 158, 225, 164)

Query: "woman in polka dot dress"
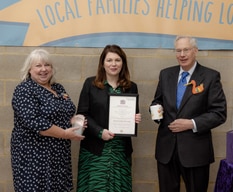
(11, 49, 85, 192)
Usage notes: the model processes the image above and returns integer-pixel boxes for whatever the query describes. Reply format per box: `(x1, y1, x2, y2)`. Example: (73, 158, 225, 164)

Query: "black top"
(77, 76, 139, 157)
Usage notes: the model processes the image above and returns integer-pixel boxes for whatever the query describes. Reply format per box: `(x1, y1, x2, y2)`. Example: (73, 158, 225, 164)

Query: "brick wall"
(0, 46, 232, 192)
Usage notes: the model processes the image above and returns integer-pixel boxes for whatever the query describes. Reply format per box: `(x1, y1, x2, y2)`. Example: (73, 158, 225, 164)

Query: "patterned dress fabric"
(76, 85, 132, 192)
(11, 78, 76, 192)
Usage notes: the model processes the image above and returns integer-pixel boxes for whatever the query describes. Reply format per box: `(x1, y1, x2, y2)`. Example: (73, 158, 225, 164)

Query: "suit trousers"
(157, 143, 210, 192)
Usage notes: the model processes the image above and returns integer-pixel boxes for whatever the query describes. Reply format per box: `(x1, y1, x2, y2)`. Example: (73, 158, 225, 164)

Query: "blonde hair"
(20, 49, 56, 83)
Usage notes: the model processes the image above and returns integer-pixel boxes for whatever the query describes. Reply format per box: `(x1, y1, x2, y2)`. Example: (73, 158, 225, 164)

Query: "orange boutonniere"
(185, 80, 204, 94)
(62, 93, 69, 100)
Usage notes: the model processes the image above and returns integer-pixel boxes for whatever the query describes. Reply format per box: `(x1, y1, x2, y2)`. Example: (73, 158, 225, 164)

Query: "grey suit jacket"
(151, 63, 227, 167)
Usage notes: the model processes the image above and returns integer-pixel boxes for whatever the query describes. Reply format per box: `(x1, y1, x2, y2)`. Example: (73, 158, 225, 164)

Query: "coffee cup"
(150, 105, 163, 120)
(71, 114, 85, 135)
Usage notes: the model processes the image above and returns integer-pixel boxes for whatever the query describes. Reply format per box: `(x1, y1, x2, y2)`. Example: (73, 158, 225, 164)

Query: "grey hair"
(20, 49, 56, 83)
(174, 35, 198, 48)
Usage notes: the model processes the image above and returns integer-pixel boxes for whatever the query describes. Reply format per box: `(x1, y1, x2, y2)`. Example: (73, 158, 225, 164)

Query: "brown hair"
(93, 44, 131, 91)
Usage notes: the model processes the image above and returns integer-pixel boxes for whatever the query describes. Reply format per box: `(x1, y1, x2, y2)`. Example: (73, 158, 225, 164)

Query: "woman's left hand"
(135, 113, 142, 124)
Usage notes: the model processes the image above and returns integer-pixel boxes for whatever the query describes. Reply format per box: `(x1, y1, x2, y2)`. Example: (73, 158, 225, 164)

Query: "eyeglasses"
(175, 48, 193, 55)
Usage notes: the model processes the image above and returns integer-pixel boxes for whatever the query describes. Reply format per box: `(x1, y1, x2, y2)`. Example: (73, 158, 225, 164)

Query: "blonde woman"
(11, 49, 85, 192)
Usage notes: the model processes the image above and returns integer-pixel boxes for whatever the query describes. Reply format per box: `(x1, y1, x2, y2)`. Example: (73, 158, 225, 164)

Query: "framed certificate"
(108, 93, 138, 136)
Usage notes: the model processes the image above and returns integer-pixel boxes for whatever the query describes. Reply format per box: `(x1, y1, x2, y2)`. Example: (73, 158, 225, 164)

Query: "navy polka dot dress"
(11, 78, 76, 192)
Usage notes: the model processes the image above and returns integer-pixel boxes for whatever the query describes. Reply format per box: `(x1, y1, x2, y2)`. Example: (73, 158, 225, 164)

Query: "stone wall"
(0, 46, 232, 192)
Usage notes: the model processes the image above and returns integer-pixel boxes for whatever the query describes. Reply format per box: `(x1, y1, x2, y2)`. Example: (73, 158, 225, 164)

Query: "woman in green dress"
(76, 44, 141, 192)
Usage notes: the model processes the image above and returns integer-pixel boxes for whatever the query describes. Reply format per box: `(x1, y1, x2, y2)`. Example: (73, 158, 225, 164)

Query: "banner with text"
(0, 0, 232, 49)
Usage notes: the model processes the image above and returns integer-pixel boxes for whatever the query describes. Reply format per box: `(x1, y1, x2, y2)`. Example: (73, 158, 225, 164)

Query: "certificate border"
(108, 93, 138, 137)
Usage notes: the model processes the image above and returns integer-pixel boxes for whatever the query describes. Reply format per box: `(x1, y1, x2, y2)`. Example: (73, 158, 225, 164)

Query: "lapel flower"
(62, 93, 69, 100)
(185, 80, 204, 94)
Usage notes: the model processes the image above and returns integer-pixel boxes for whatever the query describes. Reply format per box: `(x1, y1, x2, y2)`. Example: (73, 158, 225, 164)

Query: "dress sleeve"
(12, 83, 53, 133)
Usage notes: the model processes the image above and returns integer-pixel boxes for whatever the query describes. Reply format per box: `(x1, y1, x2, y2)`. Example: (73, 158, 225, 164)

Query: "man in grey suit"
(150, 35, 227, 192)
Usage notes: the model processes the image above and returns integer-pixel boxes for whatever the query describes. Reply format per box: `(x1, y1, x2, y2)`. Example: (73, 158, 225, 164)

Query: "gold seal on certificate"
(108, 93, 138, 136)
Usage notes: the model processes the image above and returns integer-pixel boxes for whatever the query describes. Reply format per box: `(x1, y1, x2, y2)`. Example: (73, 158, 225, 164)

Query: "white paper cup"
(71, 114, 85, 135)
(150, 105, 163, 120)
